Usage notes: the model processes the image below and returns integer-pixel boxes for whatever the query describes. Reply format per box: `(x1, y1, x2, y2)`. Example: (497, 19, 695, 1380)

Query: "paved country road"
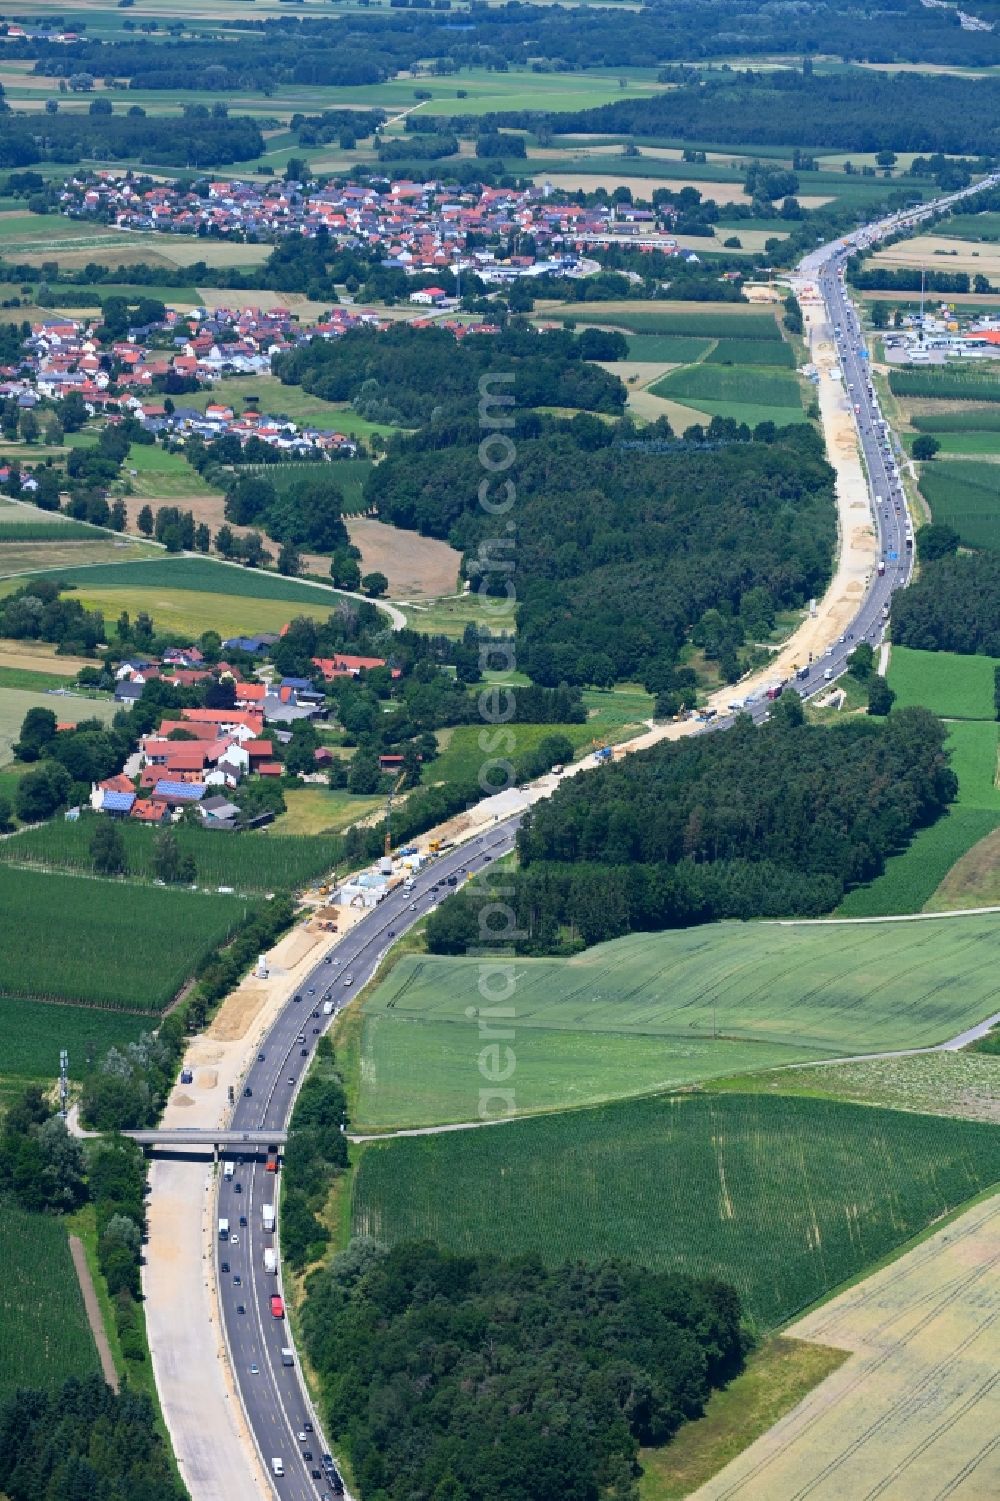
(152, 166, 1000, 1501)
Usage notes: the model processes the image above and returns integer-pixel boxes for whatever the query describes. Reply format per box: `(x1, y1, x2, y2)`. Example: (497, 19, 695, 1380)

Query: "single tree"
(912, 434, 940, 462)
(90, 818, 128, 876)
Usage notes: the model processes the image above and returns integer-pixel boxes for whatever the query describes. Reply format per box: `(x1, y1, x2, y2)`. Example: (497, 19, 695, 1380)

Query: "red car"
(270, 1295, 285, 1319)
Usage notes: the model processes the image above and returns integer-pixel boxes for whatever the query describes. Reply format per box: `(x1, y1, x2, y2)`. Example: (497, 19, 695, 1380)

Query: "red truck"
(270, 1295, 285, 1319)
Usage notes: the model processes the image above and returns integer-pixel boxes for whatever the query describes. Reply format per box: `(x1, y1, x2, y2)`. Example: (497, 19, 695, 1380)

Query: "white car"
(344, 975, 353, 986)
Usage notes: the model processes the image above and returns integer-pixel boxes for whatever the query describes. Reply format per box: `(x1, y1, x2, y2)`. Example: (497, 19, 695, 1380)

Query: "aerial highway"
(207, 170, 1000, 1500)
(215, 824, 520, 1500)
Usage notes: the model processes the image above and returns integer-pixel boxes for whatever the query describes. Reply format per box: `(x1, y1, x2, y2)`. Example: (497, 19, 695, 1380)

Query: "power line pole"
(59, 1049, 69, 1120)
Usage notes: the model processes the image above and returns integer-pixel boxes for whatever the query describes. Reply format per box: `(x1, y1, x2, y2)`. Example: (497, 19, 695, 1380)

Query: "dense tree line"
(427, 704, 957, 950)
(508, 67, 1000, 155)
(0, 1377, 181, 1501)
(274, 322, 626, 426)
(301, 1238, 748, 1501)
(0, 104, 263, 169)
(22, 0, 1000, 93)
(890, 552, 1000, 656)
(281, 1039, 348, 1271)
(369, 419, 835, 688)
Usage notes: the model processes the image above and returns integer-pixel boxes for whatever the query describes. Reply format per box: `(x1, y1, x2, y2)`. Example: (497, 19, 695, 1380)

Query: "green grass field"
(888, 645, 1000, 719)
(937, 212, 1000, 241)
(0, 816, 340, 894)
(352, 1092, 1000, 1329)
(351, 916, 1000, 1126)
(624, 334, 713, 363)
(0, 554, 347, 602)
(890, 369, 1000, 403)
(919, 460, 1000, 549)
(0, 685, 117, 762)
(125, 443, 221, 499)
(0, 866, 251, 1011)
(0, 1204, 99, 1401)
(186, 374, 403, 437)
(429, 708, 647, 790)
(905, 431, 1000, 457)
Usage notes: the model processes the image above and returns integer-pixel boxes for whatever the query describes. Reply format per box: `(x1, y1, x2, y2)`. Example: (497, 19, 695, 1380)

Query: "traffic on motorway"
(216, 824, 519, 1500)
(212, 170, 1000, 1500)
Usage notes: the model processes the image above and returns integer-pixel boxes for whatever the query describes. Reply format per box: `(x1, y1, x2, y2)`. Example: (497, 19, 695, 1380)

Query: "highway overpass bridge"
(124, 1128, 287, 1158)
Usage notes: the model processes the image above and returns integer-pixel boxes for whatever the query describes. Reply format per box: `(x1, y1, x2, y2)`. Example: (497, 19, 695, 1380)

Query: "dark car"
(233, 1275, 242, 1287)
(312, 1009, 320, 1018)
(239, 1215, 247, 1227)
(304, 1450, 313, 1462)
(244, 1087, 252, 1098)
(312, 1469, 322, 1480)
(300, 1047, 308, 1057)
(312, 1027, 320, 1035)
(221, 1262, 230, 1275)
(303, 1422, 313, 1433)
(234, 1182, 242, 1194)
(258, 1052, 265, 1062)
(236, 1304, 246, 1315)
(293, 994, 302, 1003)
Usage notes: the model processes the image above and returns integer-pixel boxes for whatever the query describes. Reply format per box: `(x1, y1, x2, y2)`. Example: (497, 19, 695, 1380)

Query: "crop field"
(351, 917, 1000, 1126)
(71, 583, 339, 640)
(650, 364, 805, 426)
(0, 519, 109, 541)
(837, 807, 1000, 917)
(430, 713, 643, 788)
(726, 1052, 1000, 1125)
(0, 537, 158, 579)
(890, 368, 1000, 403)
(236, 458, 373, 514)
(926, 823, 1000, 911)
(544, 306, 782, 339)
(938, 211, 1000, 240)
(0, 993, 152, 1083)
(352, 1092, 1000, 1329)
(919, 459, 1000, 549)
(911, 408, 1000, 432)
(0, 1205, 99, 1401)
(0, 817, 340, 894)
(705, 337, 796, 367)
(0, 867, 250, 1011)
(698, 1193, 1000, 1499)
(887, 645, 999, 719)
(0, 554, 348, 602)
(624, 334, 714, 363)
(0, 685, 117, 763)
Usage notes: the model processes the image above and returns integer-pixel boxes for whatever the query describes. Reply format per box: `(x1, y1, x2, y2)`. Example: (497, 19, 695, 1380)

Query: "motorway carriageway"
(217, 825, 518, 1501)
(211, 168, 1000, 1501)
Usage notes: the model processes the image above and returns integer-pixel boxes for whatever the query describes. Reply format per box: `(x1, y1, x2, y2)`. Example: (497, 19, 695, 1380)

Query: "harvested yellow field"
(870, 233, 1000, 279)
(693, 1192, 1000, 1500)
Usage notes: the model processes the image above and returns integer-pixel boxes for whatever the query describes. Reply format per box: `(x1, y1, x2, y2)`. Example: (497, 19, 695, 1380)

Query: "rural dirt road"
(68, 1234, 119, 1393)
(692, 1191, 1000, 1501)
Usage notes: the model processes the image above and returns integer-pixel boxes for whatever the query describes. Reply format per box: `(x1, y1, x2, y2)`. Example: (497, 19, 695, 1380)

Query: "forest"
(517, 68, 1000, 155)
(301, 1238, 748, 1501)
(20, 0, 1000, 90)
(890, 552, 1000, 656)
(0, 99, 262, 169)
(0, 1377, 181, 1501)
(426, 704, 957, 949)
(368, 418, 835, 688)
(273, 322, 627, 426)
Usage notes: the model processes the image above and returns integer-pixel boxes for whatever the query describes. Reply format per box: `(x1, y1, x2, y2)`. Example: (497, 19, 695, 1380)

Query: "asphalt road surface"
(214, 171, 1000, 1501)
(217, 824, 519, 1501)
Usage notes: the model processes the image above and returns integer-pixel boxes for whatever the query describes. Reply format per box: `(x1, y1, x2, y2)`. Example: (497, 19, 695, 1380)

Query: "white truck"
(262, 1203, 276, 1233)
(323, 1000, 334, 1015)
(263, 1247, 278, 1275)
(218, 1218, 229, 1241)
(223, 1160, 234, 1179)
